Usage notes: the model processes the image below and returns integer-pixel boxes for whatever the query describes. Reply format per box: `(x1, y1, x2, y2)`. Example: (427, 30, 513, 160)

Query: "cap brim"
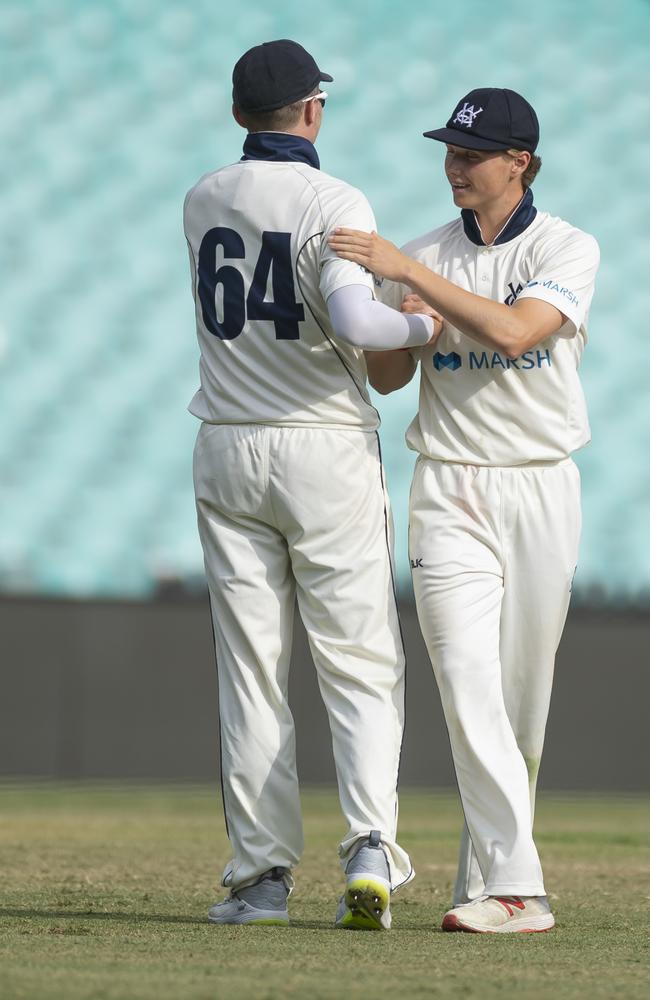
(423, 127, 512, 151)
(319, 71, 333, 82)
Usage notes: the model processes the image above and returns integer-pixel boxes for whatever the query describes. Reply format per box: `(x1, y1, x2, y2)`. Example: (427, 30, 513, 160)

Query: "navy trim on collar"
(241, 132, 320, 169)
(461, 187, 537, 246)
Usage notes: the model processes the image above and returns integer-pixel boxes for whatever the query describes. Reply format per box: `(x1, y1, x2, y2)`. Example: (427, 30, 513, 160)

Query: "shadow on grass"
(0, 909, 343, 931)
(291, 919, 444, 933)
(0, 908, 444, 933)
(0, 908, 206, 926)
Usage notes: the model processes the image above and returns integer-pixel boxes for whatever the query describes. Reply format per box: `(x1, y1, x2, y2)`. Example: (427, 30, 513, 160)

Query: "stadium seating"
(1, 0, 648, 600)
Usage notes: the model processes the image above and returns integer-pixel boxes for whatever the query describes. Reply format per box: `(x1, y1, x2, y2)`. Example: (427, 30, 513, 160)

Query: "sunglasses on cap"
(301, 90, 328, 106)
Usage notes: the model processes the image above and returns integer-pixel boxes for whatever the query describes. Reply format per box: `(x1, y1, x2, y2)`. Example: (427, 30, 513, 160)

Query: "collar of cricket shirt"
(241, 131, 320, 169)
(461, 186, 537, 247)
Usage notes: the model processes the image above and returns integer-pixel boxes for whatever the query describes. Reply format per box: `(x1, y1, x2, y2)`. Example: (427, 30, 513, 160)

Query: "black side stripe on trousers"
(208, 590, 231, 844)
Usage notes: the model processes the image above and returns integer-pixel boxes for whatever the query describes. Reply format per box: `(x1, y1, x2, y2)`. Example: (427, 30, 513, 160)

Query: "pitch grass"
(0, 786, 649, 1000)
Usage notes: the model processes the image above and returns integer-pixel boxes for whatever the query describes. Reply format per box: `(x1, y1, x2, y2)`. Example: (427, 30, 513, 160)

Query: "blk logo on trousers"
(433, 352, 462, 372)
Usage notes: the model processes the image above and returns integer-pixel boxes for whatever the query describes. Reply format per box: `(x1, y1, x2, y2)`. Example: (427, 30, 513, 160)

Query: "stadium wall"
(1, 597, 647, 791)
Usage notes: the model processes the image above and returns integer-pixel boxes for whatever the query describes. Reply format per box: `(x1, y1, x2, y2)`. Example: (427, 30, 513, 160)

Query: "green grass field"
(0, 784, 648, 1000)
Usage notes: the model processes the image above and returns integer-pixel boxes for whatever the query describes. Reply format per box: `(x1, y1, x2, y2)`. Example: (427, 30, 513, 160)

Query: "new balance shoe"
(208, 867, 290, 926)
(335, 830, 391, 930)
(442, 894, 555, 934)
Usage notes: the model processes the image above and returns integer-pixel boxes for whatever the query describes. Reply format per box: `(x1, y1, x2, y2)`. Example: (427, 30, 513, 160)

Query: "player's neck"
(474, 186, 527, 246)
(242, 131, 320, 169)
(272, 120, 320, 145)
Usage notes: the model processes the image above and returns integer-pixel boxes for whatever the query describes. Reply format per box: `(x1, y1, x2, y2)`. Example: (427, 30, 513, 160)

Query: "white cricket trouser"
(409, 457, 581, 899)
(193, 423, 413, 893)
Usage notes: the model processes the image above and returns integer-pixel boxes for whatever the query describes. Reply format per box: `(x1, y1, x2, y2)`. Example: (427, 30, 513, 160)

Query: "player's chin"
(450, 185, 473, 205)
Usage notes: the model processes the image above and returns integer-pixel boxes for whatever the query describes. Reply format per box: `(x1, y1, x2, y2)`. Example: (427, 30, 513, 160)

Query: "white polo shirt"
(379, 208, 600, 466)
(184, 147, 380, 430)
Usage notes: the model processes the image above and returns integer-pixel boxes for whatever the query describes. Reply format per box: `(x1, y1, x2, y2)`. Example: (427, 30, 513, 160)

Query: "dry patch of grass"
(0, 784, 648, 999)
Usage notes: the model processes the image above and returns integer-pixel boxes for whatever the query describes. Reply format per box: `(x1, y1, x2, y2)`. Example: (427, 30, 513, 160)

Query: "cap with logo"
(232, 39, 333, 114)
(424, 88, 539, 153)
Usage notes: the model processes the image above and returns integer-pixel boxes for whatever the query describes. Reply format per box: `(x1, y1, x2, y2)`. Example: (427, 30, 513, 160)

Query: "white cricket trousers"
(409, 457, 581, 900)
(193, 423, 413, 892)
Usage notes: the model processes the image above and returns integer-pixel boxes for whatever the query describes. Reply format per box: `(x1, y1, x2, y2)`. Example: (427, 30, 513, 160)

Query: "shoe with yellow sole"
(335, 830, 391, 930)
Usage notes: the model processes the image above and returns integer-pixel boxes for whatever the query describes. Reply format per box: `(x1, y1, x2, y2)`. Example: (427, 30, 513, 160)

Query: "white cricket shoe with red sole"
(442, 894, 555, 933)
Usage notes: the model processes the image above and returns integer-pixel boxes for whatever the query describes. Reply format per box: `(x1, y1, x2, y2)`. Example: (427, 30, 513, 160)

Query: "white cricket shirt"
(379, 205, 600, 466)
(184, 135, 379, 429)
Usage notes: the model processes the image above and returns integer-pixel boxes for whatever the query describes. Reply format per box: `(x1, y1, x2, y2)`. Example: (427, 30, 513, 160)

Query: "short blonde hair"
(237, 87, 319, 133)
(507, 149, 542, 187)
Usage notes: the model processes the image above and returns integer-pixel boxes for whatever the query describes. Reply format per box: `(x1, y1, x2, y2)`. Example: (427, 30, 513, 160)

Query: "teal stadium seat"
(1, 0, 649, 600)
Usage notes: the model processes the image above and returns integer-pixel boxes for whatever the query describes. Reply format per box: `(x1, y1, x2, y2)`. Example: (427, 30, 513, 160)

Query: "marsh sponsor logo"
(469, 349, 552, 370)
(433, 351, 462, 371)
(526, 278, 579, 307)
(433, 349, 552, 373)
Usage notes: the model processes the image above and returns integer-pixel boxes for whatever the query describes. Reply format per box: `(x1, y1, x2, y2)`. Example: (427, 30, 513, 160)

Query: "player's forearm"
(365, 349, 417, 394)
(327, 285, 432, 351)
(402, 259, 535, 359)
(328, 230, 546, 358)
(329, 227, 542, 358)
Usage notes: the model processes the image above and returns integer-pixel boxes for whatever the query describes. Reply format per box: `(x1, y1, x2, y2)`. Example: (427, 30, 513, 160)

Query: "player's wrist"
(398, 254, 416, 284)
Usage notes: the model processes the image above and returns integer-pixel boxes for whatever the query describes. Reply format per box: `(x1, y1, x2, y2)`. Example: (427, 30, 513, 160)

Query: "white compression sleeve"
(326, 284, 433, 350)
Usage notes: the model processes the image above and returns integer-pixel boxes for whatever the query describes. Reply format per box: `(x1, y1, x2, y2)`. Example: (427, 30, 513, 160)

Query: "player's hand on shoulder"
(329, 228, 409, 282)
(401, 294, 443, 344)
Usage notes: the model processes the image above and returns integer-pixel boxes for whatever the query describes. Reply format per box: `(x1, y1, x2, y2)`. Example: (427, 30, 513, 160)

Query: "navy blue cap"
(424, 88, 539, 152)
(232, 39, 333, 114)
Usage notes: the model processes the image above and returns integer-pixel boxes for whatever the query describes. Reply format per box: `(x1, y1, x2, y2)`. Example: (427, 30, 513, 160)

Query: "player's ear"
(232, 104, 246, 129)
(509, 150, 530, 179)
(303, 97, 319, 128)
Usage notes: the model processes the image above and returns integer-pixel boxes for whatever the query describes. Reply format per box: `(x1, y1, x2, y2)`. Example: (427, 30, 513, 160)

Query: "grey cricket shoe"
(208, 867, 290, 926)
(335, 830, 392, 930)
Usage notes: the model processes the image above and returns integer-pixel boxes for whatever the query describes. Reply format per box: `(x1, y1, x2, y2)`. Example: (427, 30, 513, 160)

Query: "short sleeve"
(319, 188, 378, 301)
(516, 229, 600, 333)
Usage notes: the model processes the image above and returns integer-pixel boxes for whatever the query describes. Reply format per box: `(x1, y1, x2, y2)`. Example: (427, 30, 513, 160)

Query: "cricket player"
(330, 87, 599, 933)
(183, 40, 438, 928)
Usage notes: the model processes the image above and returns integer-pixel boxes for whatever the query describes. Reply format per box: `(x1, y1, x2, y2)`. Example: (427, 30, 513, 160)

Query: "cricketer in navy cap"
(424, 87, 539, 153)
(232, 39, 333, 114)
